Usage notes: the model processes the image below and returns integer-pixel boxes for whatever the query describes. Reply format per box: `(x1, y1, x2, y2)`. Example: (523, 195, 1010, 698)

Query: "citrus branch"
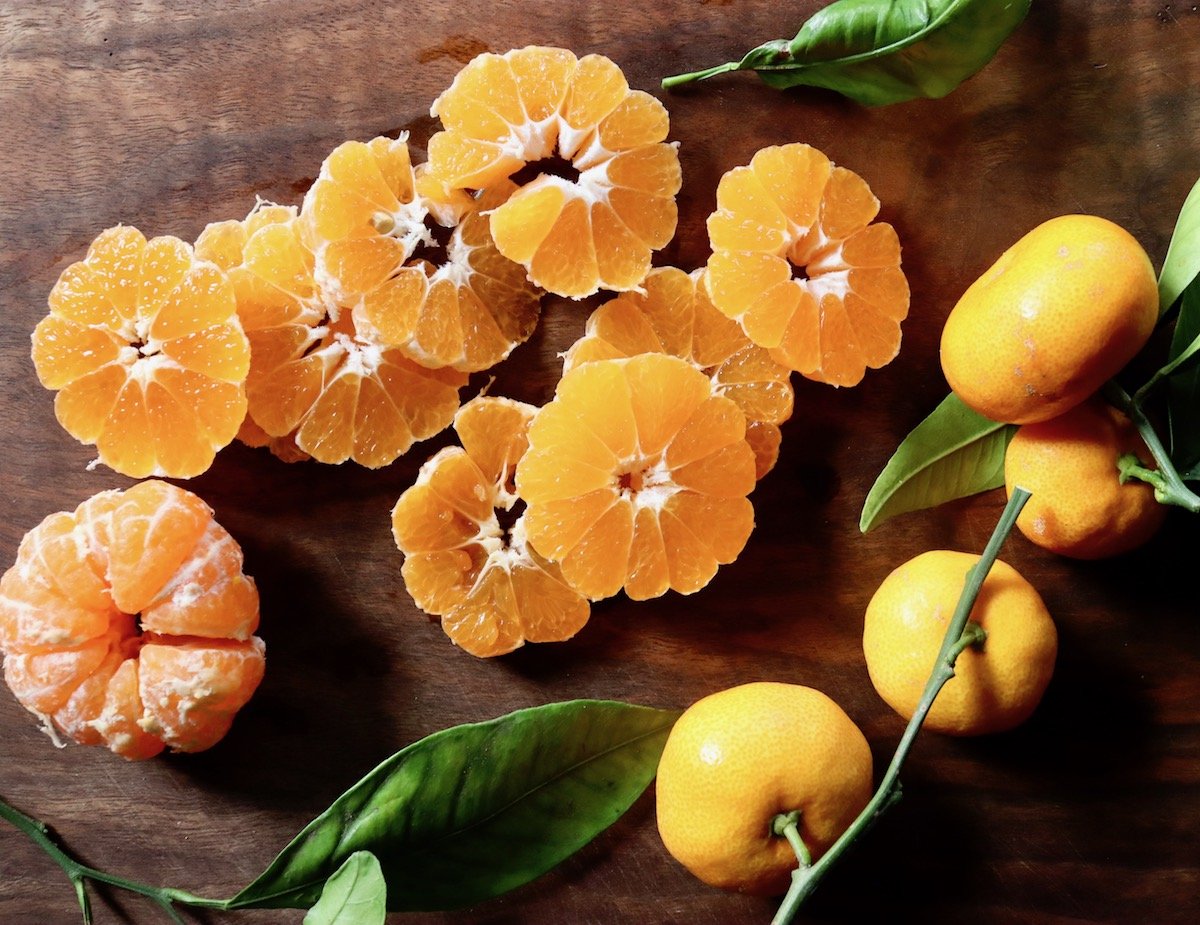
(0, 794, 230, 923)
(1102, 381, 1200, 511)
(769, 488, 1031, 925)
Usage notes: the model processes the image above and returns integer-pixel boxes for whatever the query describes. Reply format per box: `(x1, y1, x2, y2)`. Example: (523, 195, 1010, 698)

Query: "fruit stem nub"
(770, 810, 812, 869)
(770, 489, 1030, 925)
(1103, 381, 1200, 512)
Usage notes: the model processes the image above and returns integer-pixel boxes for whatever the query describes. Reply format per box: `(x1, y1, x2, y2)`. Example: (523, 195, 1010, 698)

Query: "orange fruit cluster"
(0, 481, 264, 759)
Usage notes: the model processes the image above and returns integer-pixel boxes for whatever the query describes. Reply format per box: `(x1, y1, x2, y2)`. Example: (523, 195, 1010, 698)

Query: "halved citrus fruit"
(515, 354, 757, 601)
(0, 481, 264, 759)
(427, 45, 681, 298)
(196, 203, 466, 468)
(392, 396, 589, 657)
(32, 226, 250, 478)
(706, 143, 909, 387)
(563, 267, 793, 479)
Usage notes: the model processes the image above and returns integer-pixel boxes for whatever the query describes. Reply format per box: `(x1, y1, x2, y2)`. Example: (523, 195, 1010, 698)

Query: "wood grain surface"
(2, 2, 1199, 922)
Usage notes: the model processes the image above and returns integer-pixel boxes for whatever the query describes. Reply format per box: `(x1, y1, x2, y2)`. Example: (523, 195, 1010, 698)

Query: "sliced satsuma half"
(515, 354, 756, 601)
(706, 143, 909, 387)
(196, 204, 466, 468)
(428, 45, 681, 298)
(32, 226, 250, 478)
(0, 481, 264, 759)
(355, 178, 544, 372)
(563, 267, 794, 479)
(392, 396, 589, 657)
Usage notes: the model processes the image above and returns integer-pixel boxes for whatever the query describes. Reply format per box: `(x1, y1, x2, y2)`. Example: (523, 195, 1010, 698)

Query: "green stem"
(1103, 381, 1200, 511)
(661, 61, 739, 89)
(0, 794, 230, 922)
(770, 488, 1031, 925)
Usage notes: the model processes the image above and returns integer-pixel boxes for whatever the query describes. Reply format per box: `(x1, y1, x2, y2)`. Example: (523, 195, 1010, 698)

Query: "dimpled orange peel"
(427, 45, 681, 298)
(0, 481, 264, 759)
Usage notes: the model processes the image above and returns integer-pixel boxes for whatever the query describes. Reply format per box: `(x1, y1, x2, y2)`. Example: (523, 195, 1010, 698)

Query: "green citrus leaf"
(1168, 281, 1200, 476)
(665, 0, 1031, 106)
(1159, 175, 1200, 313)
(231, 700, 679, 913)
(860, 392, 1016, 532)
(302, 853, 386, 925)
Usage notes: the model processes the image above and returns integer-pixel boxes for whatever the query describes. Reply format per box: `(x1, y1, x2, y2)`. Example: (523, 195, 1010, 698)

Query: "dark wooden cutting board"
(2, 2, 1198, 922)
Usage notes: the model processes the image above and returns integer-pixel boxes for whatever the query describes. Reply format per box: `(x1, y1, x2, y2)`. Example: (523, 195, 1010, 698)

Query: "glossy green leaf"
(1168, 282, 1200, 477)
(231, 700, 679, 912)
(663, 0, 1031, 106)
(861, 392, 1016, 532)
(302, 853, 386, 925)
(1159, 175, 1200, 313)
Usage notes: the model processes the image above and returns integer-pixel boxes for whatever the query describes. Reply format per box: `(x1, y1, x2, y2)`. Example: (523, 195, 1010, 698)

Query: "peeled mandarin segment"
(489, 184, 567, 265)
(658, 509, 720, 595)
(242, 222, 317, 301)
(48, 262, 128, 331)
(323, 140, 402, 213)
(96, 379, 161, 479)
(625, 353, 713, 457)
(321, 235, 409, 299)
(3, 632, 113, 715)
(819, 165, 880, 239)
(440, 567, 525, 658)
(32, 316, 125, 389)
(591, 201, 652, 291)
(162, 323, 252, 381)
(562, 54, 629, 141)
(674, 442, 758, 497)
(670, 493, 755, 563)
(229, 265, 310, 331)
(0, 573, 110, 652)
(426, 131, 524, 191)
(560, 498, 635, 600)
(410, 279, 466, 366)
(640, 268, 699, 357)
(106, 480, 211, 615)
(86, 226, 146, 324)
(360, 269, 428, 347)
(436, 53, 527, 131)
(138, 637, 266, 753)
(508, 559, 590, 643)
(366, 136, 416, 203)
(52, 363, 129, 444)
(93, 658, 164, 760)
(665, 395, 748, 470)
(625, 506, 671, 601)
(549, 358, 639, 458)
(19, 512, 110, 612)
(523, 488, 620, 561)
(52, 641, 124, 746)
(507, 45, 578, 122)
(744, 421, 783, 479)
(194, 219, 248, 271)
(143, 379, 225, 478)
(138, 236, 194, 318)
(597, 90, 671, 151)
(299, 373, 360, 463)
(453, 396, 536, 488)
(156, 366, 248, 445)
(607, 146, 683, 200)
(705, 252, 792, 339)
(750, 144, 832, 232)
(708, 167, 789, 254)
(401, 551, 476, 616)
(528, 197, 600, 299)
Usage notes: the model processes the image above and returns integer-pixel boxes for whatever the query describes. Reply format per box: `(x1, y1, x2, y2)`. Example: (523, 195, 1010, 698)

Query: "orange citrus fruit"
(562, 267, 794, 479)
(863, 550, 1057, 736)
(515, 353, 756, 601)
(32, 226, 250, 478)
(0, 481, 264, 759)
(941, 215, 1159, 424)
(392, 396, 589, 657)
(235, 416, 310, 464)
(1005, 400, 1165, 558)
(655, 682, 873, 896)
(705, 143, 909, 387)
(302, 137, 542, 371)
(195, 202, 466, 468)
(427, 45, 681, 298)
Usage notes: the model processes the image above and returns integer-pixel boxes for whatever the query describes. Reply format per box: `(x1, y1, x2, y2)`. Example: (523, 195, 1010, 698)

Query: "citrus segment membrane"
(563, 267, 794, 478)
(392, 397, 589, 657)
(33, 226, 250, 478)
(705, 143, 909, 387)
(0, 481, 264, 759)
(428, 46, 681, 298)
(516, 354, 756, 601)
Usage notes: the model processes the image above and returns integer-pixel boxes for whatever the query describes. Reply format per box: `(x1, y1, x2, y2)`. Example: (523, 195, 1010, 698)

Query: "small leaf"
(664, 0, 1031, 106)
(861, 392, 1016, 532)
(303, 853, 386, 925)
(1168, 281, 1200, 475)
(231, 700, 679, 913)
(1159, 175, 1200, 313)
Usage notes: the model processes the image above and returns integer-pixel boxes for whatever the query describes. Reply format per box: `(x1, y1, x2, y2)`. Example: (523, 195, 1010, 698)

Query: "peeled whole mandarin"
(940, 215, 1158, 424)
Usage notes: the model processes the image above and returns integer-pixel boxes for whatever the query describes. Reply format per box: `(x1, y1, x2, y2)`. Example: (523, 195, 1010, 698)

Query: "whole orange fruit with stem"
(655, 682, 873, 896)
(863, 551, 1057, 736)
(940, 215, 1158, 425)
(1004, 400, 1166, 558)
